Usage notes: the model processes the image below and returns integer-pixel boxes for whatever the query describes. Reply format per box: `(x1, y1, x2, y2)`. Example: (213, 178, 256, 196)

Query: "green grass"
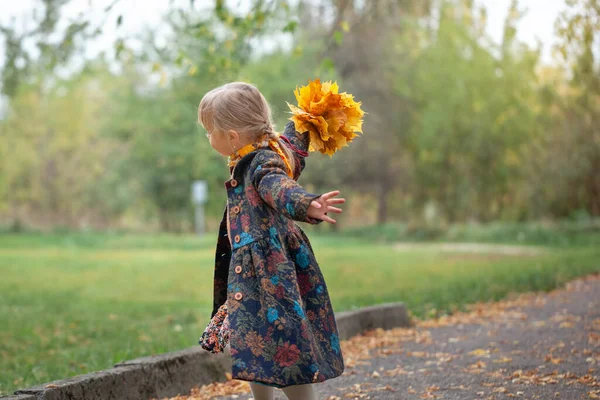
(1, 231, 599, 395)
(341, 219, 600, 247)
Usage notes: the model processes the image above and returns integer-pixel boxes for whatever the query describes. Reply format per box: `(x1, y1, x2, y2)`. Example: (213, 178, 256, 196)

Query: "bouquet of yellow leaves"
(287, 79, 365, 156)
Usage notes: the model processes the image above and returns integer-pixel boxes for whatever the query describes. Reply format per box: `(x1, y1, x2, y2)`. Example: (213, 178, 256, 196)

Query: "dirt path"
(169, 274, 600, 399)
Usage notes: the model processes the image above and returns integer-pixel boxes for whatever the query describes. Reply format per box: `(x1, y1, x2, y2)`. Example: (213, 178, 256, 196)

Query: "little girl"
(198, 82, 347, 400)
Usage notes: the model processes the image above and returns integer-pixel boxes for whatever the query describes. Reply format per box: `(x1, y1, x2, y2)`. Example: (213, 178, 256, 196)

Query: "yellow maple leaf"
(287, 79, 365, 156)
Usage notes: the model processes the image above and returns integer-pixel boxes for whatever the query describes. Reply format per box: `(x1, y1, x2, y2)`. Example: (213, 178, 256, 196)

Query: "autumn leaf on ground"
(545, 355, 562, 364)
(469, 348, 491, 357)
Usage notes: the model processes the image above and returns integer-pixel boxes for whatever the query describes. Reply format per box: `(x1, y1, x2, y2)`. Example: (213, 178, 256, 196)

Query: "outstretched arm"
(250, 152, 345, 224)
(282, 121, 310, 154)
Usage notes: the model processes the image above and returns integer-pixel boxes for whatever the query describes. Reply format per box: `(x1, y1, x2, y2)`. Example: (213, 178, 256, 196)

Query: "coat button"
(234, 235, 241, 243)
(234, 292, 243, 300)
(235, 265, 242, 274)
(232, 206, 240, 214)
(230, 179, 238, 187)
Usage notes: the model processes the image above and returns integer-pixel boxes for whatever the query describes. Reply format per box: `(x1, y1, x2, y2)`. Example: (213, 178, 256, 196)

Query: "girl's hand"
(308, 190, 346, 224)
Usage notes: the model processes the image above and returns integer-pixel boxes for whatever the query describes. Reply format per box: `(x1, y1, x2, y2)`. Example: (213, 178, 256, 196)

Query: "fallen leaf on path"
(545, 355, 563, 364)
(420, 392, 441, 399)
(468, 360, 487, 370)
(370, 385, 396, 392)
(589, 333, 600, 346)
(154, 371, 252, 400)
(383, 366, 409, 376)
(469, 348, 491, 357)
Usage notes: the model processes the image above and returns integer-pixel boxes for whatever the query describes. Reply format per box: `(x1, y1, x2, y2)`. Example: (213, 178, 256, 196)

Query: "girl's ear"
(227, 130, 241, 145)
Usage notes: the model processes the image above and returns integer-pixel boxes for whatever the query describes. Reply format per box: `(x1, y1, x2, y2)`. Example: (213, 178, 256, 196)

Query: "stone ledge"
(8, 302, 411, 400)
(335, 302, 412, 340)
(14, 365, 154, 400)
(0, 394, 38, 400)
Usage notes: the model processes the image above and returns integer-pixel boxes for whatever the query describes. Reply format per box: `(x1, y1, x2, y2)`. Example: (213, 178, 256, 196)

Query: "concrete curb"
(335, 302, 413, 340)
(3, 302, 411, 400)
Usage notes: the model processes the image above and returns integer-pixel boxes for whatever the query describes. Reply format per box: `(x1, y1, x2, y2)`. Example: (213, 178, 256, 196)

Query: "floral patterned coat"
(208, 121, 345, 388)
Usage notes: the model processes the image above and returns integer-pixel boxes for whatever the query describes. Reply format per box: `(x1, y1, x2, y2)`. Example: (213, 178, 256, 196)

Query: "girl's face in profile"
(206, 129, 240, 157)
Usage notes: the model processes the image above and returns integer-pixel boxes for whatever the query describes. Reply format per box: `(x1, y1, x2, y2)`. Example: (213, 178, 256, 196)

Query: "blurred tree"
(0, 0, 104, 229)
(0, 0, 98, 99)
(0, 60, 126, 229)
(2, 0, 598, 232)
(397, 0, 540, 223)
(527, 0, 600, 217)
(0, 1, 299, 232)
(300, 0, 433, 224)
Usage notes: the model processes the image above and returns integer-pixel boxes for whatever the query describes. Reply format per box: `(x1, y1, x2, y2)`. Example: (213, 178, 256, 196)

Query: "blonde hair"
(198, 82, 296, 172)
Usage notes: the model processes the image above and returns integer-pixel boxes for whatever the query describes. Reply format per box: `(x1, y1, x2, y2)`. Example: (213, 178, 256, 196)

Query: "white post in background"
(192, 180, 208, 236)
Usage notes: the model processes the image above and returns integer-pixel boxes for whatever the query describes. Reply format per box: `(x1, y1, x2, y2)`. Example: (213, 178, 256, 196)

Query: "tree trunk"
(587, 155, 600, 216)
(159, 209, 170, 232)
(377, 180, 389, 225)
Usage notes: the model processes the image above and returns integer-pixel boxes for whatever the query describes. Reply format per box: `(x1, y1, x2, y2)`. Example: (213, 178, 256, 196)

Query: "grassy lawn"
(1, 230, 599, 395)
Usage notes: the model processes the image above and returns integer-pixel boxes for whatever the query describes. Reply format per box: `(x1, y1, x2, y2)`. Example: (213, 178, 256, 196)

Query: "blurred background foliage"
(0, 0, 598, 234)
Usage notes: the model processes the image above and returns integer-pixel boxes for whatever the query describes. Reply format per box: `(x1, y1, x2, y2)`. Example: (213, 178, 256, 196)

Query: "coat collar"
(225, 148, 261, 186)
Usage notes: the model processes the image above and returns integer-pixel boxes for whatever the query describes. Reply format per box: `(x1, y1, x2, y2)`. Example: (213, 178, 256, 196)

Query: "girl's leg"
(281, 383, 318, 400)
(249, 382, 275, 400)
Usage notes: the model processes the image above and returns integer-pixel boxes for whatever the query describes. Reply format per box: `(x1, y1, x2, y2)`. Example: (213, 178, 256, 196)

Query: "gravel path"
(176, 274, 600, 400)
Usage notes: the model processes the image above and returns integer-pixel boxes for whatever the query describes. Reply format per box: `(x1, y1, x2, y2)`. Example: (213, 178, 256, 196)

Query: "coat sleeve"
(282, 121, 310, 154)
(250, 151, 323, 224)
(281, 121, 310, 175)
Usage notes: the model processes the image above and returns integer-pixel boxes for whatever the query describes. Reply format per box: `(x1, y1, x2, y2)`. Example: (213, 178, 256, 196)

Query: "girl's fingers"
(328, 198, 346, 205)
(314, 192, 344, 223)
(321, 215, 337, 224)
(321, 190, 341, 200)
